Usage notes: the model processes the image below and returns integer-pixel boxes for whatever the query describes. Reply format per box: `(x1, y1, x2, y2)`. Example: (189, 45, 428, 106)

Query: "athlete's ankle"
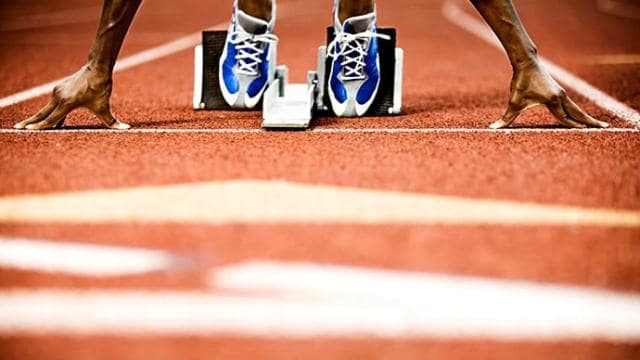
(338, 0, 375, 23)
(238, 0, 273, 21)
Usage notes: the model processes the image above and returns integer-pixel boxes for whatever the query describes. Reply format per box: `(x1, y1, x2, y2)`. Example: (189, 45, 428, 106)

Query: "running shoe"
(219, 2, 277, 109)
(327, 5, 388, 117)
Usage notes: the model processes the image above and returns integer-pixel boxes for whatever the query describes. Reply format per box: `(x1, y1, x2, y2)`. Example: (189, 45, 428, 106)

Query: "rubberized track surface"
(1, 0, 639, 359)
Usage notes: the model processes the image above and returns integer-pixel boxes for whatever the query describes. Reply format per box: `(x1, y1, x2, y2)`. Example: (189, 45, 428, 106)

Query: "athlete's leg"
(337, 0, 375, 23)
(15, 0, 142, 130)
(219, 0, 277, 108)
(327, 0, 386, 117)
(470, 0, 608, 128)
(238, 0, 273, 21)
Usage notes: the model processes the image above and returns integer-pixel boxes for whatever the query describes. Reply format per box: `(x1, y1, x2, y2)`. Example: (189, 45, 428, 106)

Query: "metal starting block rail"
(193, 28, 403, 130)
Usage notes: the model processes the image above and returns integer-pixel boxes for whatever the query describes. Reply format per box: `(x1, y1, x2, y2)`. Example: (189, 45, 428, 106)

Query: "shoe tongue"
(237, 10, 269, 34)
(342, 12, 376, 33)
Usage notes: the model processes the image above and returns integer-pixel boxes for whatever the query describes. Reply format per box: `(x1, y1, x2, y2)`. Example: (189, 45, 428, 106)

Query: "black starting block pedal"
(193, 31, 231, 110)
(192, 28, 403, 128)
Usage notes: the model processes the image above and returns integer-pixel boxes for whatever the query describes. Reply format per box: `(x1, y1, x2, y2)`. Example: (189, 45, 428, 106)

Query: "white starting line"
(0, 127, 638, 135)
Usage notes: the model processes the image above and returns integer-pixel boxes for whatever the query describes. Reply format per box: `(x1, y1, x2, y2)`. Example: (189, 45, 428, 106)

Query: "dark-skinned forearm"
(88, 0, 143, 74)
(469, 0, 538, 69)
(338, 0, 375, 22)
(238, 0, 273, 20)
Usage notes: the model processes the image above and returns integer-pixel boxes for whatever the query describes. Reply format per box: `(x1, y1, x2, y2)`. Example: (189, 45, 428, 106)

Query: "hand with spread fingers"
(490, 59, 609, 129)
(470, 0, 608, 129)
(14, 66, 129, 130)
(14, 0, 142, 131)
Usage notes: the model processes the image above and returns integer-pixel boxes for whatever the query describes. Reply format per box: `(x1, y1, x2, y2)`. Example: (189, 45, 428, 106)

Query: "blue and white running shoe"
(327, 8, 389, 117)
(219, 3, 277, 109)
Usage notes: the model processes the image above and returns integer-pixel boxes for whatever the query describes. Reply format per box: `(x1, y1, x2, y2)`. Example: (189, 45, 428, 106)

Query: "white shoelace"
(231, 30, 278, 76)
(327, 30, 390, 80)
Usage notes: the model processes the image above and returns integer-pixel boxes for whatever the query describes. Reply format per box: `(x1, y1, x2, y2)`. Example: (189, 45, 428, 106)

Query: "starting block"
(262, 66, 317, 128)
(192, 28, 403, 129)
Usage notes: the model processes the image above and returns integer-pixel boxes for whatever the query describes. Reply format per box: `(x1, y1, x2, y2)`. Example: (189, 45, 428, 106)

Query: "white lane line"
(589, 54, 640, 65)
(2, 261, 640, 340)
(0, 127, 638, 134)
(0, 237, 179, 277)
(442, 0, 640, 128)
(0, 180, 638, 227)
(0, 29, 211, 108)
(212, 261, 640, 340)
(597, 0, 640, 20)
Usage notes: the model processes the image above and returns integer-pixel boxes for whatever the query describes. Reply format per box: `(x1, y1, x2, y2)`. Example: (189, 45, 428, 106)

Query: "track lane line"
(589, 54, 640, 65)
(0, 29, 217, 108)
(0, 237, 182, 277)
(1, 261, 640, 340)
(1, 180, 638, 227)
(0, 127, 637, 134)
(442, 0, 640, 128)
(597, 0, 640, 20)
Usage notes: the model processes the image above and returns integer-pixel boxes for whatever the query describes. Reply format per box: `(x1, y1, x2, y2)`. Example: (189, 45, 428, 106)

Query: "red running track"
(0, 0, 639, 359)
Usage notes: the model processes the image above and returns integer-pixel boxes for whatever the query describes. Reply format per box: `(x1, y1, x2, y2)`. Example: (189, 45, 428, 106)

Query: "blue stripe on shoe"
(330, 43, 348, 104)
(222, 41, 240, 94)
